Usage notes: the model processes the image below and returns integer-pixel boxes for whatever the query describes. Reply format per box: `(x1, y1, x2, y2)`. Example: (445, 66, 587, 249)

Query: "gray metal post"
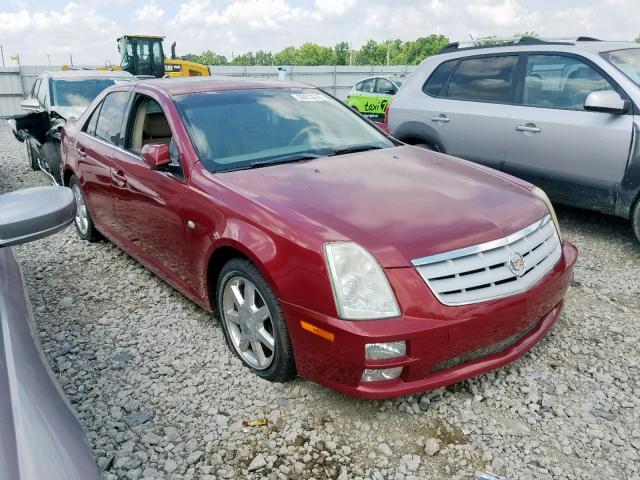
(333, 65, 337, 95)
(0, 45, 4, 67)
(17, 54, 25, 97)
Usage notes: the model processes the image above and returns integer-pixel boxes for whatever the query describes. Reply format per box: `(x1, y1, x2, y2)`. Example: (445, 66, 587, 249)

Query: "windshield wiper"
(328, 144, 384, 156)
(247, 152, 328, 169)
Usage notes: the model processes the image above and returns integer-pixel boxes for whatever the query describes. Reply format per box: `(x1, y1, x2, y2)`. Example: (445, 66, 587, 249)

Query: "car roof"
(47, 70, 134, 80)
(135, 76, 312, 96)
(433, 39, 640, 61)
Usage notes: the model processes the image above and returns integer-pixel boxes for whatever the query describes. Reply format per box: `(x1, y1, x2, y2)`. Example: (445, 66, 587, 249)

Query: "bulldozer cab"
(118, 35, 165, 78)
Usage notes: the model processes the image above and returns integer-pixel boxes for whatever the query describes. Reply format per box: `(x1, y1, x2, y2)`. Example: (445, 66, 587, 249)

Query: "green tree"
(635, 34, 640, 43)
(274, 46, 297, 65)
(231, 52, 256, 65)
(334, 41, 350, 65)
(254, 50, 274, 66)
(295, 43, 335, 65)
(399, 35, 449, 65)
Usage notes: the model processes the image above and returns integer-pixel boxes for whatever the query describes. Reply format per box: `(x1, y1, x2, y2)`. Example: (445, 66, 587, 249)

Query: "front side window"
(602, 48, 640, 87)
(51, 78, 125, 107)
(37, 79, 47, 106)
(31, 78, 41, 98)
(176, 88, 394, 172)
(94, 91, 130, 145)
(446, 55, 518, 103)
(523, 54, 613, 111)
(127, 96, 173, 154)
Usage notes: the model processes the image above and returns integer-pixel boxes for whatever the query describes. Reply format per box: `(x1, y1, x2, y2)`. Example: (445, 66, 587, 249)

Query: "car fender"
(392, 120, 447, 153)
(203, 219, 281, 302)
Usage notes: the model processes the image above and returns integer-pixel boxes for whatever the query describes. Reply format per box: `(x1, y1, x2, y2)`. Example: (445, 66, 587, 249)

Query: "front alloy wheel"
(222, 276, 275, 370)
(217, 258, 296, 382)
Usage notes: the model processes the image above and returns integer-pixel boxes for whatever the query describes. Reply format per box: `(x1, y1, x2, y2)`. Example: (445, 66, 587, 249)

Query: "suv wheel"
(27, 142, 39, 171)
(632, 199, 640, 243)
(414, 143, 438, 152)
(69, 175, 100, 242)
(217, 258, 296, 382)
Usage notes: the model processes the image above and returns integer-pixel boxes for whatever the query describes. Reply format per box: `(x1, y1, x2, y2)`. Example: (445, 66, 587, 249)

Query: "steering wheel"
(288, 125, 322, 146)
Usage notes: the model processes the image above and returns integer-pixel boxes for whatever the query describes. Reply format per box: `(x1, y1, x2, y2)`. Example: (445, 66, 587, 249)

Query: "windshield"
(602, 48, 640, 87)
(50, 78, 127, 107)
(175, 88, 394, 172)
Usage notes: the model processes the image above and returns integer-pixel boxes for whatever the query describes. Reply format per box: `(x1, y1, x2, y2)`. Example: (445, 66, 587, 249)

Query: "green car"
(347, 76, 404, 122)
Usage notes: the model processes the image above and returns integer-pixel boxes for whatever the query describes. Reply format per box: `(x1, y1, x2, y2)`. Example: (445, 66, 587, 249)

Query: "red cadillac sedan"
(60, 77, 577, 399)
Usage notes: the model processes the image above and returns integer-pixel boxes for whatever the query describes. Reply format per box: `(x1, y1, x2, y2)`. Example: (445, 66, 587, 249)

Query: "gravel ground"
(1, 122, 639, 480)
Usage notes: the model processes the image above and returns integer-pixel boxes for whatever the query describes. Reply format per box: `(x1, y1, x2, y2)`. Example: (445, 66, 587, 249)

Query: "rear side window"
(95, 91, 130, 145)
(423, 60, 457, 96)
(446, 55, 519, 103)
(360, 79, 375, 93)
(376, 78, 397, 95)
(84, 102, 102, 136)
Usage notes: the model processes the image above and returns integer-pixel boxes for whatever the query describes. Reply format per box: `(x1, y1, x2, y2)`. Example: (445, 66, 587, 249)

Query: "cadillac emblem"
(508, 253, 526, 277)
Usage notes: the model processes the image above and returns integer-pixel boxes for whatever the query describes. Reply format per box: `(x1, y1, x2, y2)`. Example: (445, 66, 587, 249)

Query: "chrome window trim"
(411, 215, 551, 267)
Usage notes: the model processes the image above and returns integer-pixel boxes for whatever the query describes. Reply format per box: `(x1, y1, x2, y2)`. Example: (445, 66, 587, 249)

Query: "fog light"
(365, 341, 406, 360)
(361, 367, 403, 382)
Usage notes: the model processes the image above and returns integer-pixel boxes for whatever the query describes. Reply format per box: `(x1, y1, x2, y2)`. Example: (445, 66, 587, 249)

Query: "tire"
(632, 198, 640, 243)
(69, 175, 100, 242)
(216, 258, 296, 382)
(27, 141, 40, 171)
(414, 142, 437, 152)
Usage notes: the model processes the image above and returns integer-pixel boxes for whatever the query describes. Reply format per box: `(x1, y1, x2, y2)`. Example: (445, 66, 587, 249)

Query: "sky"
(0, 0, 638, 66)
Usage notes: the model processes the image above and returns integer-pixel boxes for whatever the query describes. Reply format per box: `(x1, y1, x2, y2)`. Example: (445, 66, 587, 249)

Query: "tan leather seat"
(143, 112, 172, 146)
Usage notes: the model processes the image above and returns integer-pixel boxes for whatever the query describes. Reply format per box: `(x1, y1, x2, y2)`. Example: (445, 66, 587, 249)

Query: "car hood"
(218, 146, 548, 267)
(50, 106, 85, 122)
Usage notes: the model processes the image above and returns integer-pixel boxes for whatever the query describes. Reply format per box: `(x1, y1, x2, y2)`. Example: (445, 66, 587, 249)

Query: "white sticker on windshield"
(291, 93, 328, 102)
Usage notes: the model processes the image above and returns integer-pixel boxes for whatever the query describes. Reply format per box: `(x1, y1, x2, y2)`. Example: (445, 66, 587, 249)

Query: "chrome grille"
(412, 216, 561, 306)
(431, 320, 538, 372)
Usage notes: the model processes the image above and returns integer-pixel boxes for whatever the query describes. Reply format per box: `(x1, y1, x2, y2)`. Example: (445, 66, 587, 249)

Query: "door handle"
(515, 125, 541, 133)
(431, 115, 450, 123)
(76, 147, 87, 158)
(112, 170, 127, 186)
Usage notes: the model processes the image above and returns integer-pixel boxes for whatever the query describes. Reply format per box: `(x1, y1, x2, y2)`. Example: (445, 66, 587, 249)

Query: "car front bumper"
(282, 241, 578, 399)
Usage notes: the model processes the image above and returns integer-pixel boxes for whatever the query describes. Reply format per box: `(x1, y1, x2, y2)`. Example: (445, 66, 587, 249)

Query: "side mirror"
(21, 97, 40, 112)
(141, 143, 171, 169)
(584, 91, 629, 115)
(0, 186, 76, 248)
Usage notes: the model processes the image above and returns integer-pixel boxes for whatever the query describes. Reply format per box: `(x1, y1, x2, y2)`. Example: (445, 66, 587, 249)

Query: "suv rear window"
(445, 55, 518, 103)
(423, 60, 457, 96)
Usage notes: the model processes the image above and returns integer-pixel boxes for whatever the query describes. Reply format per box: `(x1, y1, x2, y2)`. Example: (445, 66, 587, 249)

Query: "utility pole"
(0, 45, 4, 67)
(46, 54, 51, 70)
(69, 54, 74, 67)
(386, 42, 390, 66)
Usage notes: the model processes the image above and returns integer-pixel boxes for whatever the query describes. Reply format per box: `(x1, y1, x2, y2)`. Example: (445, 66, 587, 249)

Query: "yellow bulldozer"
(63, 35, 210, 78)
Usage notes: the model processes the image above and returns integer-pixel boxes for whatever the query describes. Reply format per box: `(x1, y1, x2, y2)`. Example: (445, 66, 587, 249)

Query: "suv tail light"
(379, 100, 393, 133)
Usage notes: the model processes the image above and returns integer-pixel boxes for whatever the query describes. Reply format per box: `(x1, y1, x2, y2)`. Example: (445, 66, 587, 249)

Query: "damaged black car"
(10, 70, 134, 184)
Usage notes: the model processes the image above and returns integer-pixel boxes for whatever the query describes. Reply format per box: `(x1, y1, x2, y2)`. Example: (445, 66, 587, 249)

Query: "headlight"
(324, 242, 400, 320)
(532, 186, 562, 240)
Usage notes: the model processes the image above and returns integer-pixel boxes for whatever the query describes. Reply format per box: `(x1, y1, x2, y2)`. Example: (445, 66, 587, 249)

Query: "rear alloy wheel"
(632, 198, 640, 243)
(27, 142, 40, 171)
(217, 258, 295, 382)
(69, 176, 100, 242)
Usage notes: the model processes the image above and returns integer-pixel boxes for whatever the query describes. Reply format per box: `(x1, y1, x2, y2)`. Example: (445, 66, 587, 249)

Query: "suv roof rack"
(438, 36, 575, 55)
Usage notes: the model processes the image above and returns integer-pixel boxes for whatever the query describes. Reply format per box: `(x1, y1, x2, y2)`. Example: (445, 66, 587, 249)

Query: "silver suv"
(388, 37, 640, 241)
